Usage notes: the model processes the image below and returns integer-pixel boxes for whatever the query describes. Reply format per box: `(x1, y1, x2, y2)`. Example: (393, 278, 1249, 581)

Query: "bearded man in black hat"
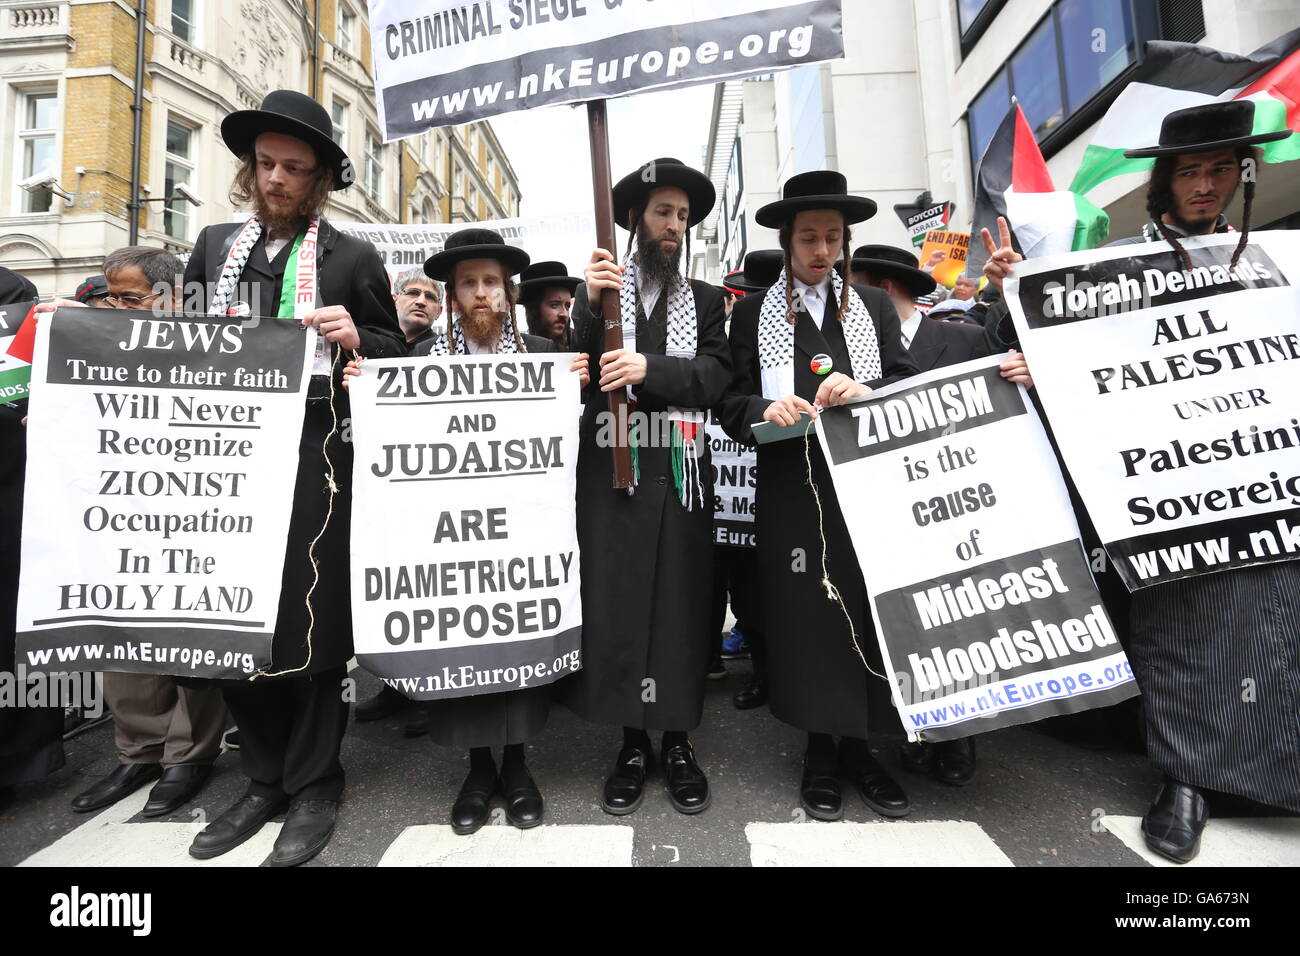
(181, 90, 405, 866)
(565, 158, 731, 816)
(719, 171, 920, 821)
(519, 260, 580, 349)
(984, 99, 1299, 863)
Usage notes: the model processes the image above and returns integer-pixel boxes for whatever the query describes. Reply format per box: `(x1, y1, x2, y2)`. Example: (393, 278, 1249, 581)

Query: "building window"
(338, 5, 355, 55)
(421, 198, 435, 224)
(172, 0, 196, 44)
(486, 155, 496, 189)
(956, 0, 1008, 52)
(163, 118, 195, 239)
(330, 98, 348, 147)
(18, 89, 57, 214)
(365, 127, 383, 200)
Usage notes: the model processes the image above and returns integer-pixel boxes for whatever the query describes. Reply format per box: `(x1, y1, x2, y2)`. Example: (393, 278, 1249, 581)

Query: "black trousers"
(221, 665, 349, 802)
(709, 545, 765, 679)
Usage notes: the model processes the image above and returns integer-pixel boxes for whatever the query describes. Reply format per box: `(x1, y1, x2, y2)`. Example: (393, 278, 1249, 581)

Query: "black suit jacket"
(906, 313, 994, 372)
(720, 283, 917, 445)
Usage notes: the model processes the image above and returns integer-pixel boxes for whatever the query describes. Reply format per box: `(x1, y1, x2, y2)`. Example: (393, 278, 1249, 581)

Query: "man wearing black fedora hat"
(182, 89, 405, 866)
(565, 157, 731, 816)
(984, 99, 1299, 863)
(719, 170, 920, 821)
(518, 260, 581, 349)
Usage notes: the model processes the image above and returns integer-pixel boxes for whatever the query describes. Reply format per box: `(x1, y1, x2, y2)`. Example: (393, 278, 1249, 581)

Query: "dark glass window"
(968, 72, 1010, 166)
(1009, 17, 1065, 139)
(957, 0, 994, 33)
(1058, 0, 1137, 113)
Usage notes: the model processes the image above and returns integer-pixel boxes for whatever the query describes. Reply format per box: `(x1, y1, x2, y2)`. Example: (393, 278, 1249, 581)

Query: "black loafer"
(71, 762, 162, 813)
(500, 765, 544, 829)
(662, 742, 710, 814)
(898, 740, 933, 774)
(733, 680, 768, 710)
(800, 762, 843, 821)
(189, 792, 287, 859)
(355, 686, 406, 721)
(841, 756, 911, 818)
(143, 763, 212, 817)
(1142, 781, 1208, 864)
(450, 771, 497, 835)
(933, 737, 976, 786)
(267, 799, 338, 867)
(602, 744, 652, 816)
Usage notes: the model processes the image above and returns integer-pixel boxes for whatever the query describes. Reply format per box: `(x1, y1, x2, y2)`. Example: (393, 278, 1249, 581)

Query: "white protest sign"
(816, 356, 1137, 741)
(1006, 231, 1300, 590)
(17, 307, 312, 677)
(706, 412, 756, 547)
(349, 353, 583, 699)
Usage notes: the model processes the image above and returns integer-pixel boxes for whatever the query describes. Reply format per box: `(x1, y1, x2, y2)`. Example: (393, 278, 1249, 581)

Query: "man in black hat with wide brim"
(182, 89, 404, 867)
(565, 157, 732, 817)
(719, 170, 921, 822)
(518, 260, 581, 349)
(983, 99, 1299, 863)
(723, 249, 784, 296)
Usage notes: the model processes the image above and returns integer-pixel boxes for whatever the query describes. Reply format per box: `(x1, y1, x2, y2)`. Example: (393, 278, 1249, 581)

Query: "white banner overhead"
(16, 307, 314, 678)
(1005, 231, 1300, 590)
(348, 353, 584, 700)
(368, 0, 845, 139)
(815, 356, 1138, 741)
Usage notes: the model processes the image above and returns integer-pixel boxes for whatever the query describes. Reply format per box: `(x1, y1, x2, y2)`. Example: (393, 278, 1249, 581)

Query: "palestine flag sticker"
(810, 353, 833, 375)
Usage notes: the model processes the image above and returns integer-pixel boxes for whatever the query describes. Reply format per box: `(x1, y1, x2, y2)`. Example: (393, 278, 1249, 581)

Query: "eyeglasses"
(400, 288, 442, 303)
(105, 291, 164, 307)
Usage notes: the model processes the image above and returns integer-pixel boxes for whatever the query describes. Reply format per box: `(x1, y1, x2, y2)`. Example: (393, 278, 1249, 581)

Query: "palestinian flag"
(0, 299, 37, 404)
(967, 103, 1109, 278)
(1071, 27, 1300, 195)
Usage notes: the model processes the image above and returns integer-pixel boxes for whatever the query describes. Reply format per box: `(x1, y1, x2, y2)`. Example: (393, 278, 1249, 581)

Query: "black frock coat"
(719, 285, 917, 737)
(562, 281, 731, 731)
(182, 218, 405, 677)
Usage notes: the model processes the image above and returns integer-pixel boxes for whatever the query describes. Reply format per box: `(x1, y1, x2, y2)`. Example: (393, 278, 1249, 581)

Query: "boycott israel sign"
(706, 412, 756, 548)
(369, 0, 845, 138)
(0, 299, 36, 405)
(17, 308, 313, 678)
(1006, 231, 1300, 590)
(816, 357, 1137, 741)
(349, 354, 582, 700)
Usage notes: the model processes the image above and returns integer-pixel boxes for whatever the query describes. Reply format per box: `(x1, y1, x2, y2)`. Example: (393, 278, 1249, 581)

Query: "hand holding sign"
(814, 371, 870, 408)
(762, 393, 816, 427)
(980, 216, 1023, 292)
(998, 349, 1033, 389)
(303, 305, 360, 350)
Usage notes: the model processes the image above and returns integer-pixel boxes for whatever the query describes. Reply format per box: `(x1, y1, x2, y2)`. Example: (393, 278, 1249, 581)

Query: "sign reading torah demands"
(707, 412, 756, 548)
(368, 0, 845, 138)
(1005, 231, 1300, 590)
(349, 354, 583, 700)
(17, 307, 312, 678)
(816, 356, 1138, 741)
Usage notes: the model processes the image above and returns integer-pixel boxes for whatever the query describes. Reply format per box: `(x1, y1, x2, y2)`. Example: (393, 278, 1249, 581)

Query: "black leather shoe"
(355, 686, 405, 722)
(800, 762, 843, 821)
(933, 738, 976, 786)
(450, 770, 497, 835)
(898, 740, 933, 774)
(267, 800, 338, 867)
(500, 765, 544, 829)
(71, 762, 162, 813)
(189, 792, 287, 859)
(142, 763, 212, 817)
(601, 744, 652, 816)
(840, 756, 911, 818)
(733, 680, 768, 710)
(1142, 781, 1208, 864)
(662, 742, 710, 814)
(403, 702, 429, 737)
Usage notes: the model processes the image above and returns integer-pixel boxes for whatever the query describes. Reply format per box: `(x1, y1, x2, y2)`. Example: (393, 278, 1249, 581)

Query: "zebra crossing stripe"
(378, 822, 635, 866)
(746, 820, 1015, 866)
(1101, 815, 1300, 867)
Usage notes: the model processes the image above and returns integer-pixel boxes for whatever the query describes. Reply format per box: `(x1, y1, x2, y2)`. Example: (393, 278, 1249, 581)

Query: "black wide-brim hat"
(756, 170, 877, 228)
(1123, 100, 1292, 159)
(724, 249, 784, 293)
(222, 90, 353, 190)
(518, 260, 580, 303)
(424, 228, 531, 282)
(612, 157, 715, 230)
(850, 244, 937, 297)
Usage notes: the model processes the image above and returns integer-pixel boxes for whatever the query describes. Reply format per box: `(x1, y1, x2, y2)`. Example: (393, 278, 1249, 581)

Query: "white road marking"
(746, 820, 1015, 866)
(18, 790, 282, 867)
(1102, 815, 1300, 866)
(378, 824, 634, 866)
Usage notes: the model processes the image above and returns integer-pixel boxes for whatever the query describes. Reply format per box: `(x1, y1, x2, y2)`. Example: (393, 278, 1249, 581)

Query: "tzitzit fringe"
(802, 423, 887, 682)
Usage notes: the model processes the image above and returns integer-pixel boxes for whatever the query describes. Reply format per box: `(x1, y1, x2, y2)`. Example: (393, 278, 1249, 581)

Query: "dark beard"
(635, 223, 683, 288)
(255, 190, 311, 238)
(1165, 205, 1219, 237)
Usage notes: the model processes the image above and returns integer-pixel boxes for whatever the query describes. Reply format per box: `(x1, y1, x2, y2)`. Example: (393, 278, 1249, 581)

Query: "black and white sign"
(369, 0, 845, 138)
(349, 354, 583, 700)
(16, 308, 313, 678)
(816, 357, 1137, 741)
(706, 412, 756, 547)
(1006, 231, 1300, 589)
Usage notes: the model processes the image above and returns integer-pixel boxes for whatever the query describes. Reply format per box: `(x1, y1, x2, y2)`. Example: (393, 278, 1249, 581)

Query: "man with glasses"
(391, 266, 443, 351)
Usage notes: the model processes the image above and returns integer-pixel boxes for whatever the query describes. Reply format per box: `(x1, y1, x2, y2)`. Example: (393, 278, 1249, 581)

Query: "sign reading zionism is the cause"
(816, 356, 1137, 741)
(706, 413, 756, 548)
(1006, 231, 1300, 591)
(368, 0, 845, 138)
(17, 308, 313, 678)
(349, 354, 583, 700)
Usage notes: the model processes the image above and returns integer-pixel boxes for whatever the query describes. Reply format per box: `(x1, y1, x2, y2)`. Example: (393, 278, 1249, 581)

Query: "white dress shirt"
(899, 308, 923, 350)
(792, 275, 833, 329)
(638, 276, 663, 320)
